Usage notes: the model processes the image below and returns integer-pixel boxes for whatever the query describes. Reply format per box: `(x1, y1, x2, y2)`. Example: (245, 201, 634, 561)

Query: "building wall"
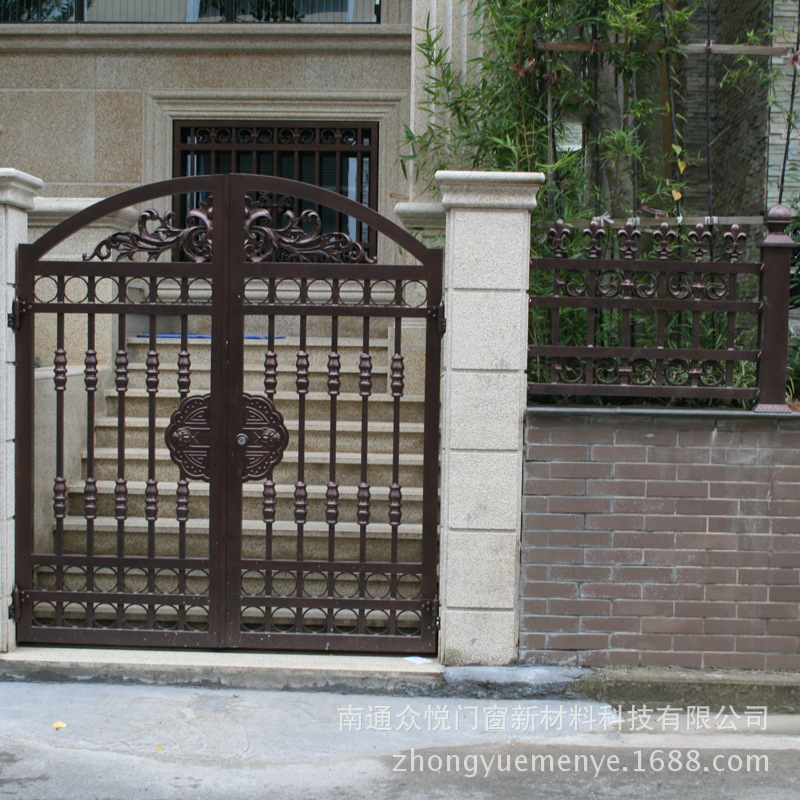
(521, 408, 800, 670)
(0, 15, 413, 226)
(712, 0, 770, 216)
(680, 2, 715, 216)
(767, 0, 800, 207)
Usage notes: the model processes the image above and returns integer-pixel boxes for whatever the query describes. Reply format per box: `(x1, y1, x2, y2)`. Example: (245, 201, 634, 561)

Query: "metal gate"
(13, 174, 442, 652)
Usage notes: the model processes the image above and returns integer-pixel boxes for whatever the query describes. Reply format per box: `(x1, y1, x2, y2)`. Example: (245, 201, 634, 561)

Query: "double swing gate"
(13, 174, 443, 652)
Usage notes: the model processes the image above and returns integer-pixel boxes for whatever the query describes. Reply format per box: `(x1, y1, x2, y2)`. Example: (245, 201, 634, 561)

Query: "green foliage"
(788, 337, 800, 401)
(403, 0, 693, 220)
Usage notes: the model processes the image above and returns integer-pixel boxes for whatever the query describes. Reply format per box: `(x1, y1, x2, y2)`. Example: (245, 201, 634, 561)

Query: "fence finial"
(763, 204, 794, 240)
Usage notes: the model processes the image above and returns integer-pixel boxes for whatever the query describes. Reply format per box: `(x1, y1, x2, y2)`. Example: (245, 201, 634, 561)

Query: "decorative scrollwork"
(687, 223, 712, 262)
(165, 393, 289, 482)
(630, 359, 656, 385)
(546, 220, 572, 257)
(652, 222, 678, 260)
(556, 357, 585, 384)
(583, 220, 606, 259)
(699, 360, 725, 387)
(244, 194, 375, 263)
(704, 273, 730, 300)
(617, 221, 641, 260)
(595, 358, 621, 385)
(559, 269, 587, 297)
(632, 272, 657, 298)
(597, 270, 623, 298)
(723, 224, 748, 263)
(667, 272, 693, 300)
(83, 200, 213, 263)
(664, 359, 690, 386)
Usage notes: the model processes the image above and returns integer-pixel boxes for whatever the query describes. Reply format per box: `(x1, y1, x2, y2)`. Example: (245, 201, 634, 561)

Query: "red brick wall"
(521, 409, 800, 669)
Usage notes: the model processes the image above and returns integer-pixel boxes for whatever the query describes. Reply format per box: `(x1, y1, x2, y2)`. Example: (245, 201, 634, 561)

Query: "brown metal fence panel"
(14, 174, 441, 653)
(528, 209, 794, 406)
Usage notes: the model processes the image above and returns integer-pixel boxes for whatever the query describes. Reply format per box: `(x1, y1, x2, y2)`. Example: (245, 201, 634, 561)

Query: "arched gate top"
(24, 174, 437, 265)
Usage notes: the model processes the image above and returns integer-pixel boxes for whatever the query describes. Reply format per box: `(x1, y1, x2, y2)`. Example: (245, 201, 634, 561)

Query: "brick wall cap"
(527, 405, 800, 420)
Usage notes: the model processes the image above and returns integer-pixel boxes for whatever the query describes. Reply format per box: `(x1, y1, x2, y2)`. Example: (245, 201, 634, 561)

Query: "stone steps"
(104, 390, 425, 422)
(124, 335, 391, 364)
(92, 416, 425, 453)
(86, 446, 425, 485)
(122, 361, 389, 395)
(47, 329, 430, 579)
(59, 517, 424, 562)
(66, 480, 425, 524)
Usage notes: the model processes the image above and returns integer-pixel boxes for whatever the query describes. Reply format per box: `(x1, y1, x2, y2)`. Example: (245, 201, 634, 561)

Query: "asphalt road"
(0, 681, 797, 799)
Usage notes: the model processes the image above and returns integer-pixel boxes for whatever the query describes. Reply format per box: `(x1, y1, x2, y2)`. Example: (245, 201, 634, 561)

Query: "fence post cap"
(760, 204, 795, 248)
(765, 203, 793, 227)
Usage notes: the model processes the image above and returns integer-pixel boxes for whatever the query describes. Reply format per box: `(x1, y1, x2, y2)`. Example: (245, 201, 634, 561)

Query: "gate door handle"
(236, 433, 248, 447)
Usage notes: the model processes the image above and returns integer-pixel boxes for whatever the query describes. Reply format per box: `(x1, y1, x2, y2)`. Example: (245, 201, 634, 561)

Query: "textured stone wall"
(712, 0, 770, 216)
(521, 408, 800, 670)
(681, 3, 715, 215)
(0, 18, 413, 225)
(767, 1, 800, 206)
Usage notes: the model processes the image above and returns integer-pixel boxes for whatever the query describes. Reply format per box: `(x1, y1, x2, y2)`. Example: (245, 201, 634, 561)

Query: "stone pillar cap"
(0, 169, 44, 212)
(435, 170, 545, 210)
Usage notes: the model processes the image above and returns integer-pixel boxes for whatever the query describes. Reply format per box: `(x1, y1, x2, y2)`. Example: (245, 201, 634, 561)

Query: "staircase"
(57, 329, 429, 594)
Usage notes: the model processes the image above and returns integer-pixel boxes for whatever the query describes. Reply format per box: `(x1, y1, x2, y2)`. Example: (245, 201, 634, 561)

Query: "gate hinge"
(422, 596, 441, 631)
(8, 586, 24, 622)
(7, 297, 30, 332)
(427, 302, 446, 337)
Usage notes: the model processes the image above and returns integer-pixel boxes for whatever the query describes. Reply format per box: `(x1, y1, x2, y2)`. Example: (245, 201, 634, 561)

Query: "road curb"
(0, 648, 588, 698)
(573, 666, 800, 712)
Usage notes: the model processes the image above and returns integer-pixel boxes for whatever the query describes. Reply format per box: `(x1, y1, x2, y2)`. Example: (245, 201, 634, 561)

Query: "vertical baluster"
(358, 283, 372, 618)
(294, 481, 308, 525)
(264, 349, 278, 397)
(177, 350, 191, 398)
(84, 293, 98, 623)
(327, 287, 340, 618)
(52, 274, 67, 625)
(263, 479, 276, 524)
(264, 313, 277, 601)
(726, 264, 739, 388)
(176, 305, 190, 595)
(176, 479, 190, 523)
(146, 309, 159, 601)
(115, 307, 128, 607)
(389, 309, 404, 578)
(263, 474, 277, 619)
(295, 278, 308, 615)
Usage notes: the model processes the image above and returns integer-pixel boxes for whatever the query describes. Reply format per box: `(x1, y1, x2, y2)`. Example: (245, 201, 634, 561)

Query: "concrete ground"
(0, 680, 799, 799)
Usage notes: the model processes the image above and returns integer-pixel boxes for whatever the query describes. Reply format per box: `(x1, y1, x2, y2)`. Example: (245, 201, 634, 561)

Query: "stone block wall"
(0, 16, 413, 235)
(712, 0, 770, 216)
(521, 407, 800, 670)
(767, 0, 800, 206)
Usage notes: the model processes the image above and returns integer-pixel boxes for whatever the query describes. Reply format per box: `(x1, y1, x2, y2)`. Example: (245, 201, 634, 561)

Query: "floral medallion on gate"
(165, 393, 289, 482)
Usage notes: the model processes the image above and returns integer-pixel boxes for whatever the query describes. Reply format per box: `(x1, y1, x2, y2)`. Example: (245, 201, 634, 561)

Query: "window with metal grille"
(174, 120, 379, 256)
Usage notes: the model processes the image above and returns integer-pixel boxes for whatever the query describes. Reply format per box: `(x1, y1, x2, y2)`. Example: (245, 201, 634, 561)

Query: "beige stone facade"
(0, 11, 413, 218)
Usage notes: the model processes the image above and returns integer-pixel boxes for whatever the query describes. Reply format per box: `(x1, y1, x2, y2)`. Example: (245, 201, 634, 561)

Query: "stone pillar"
(0, 169, 43, 653)
(435, 170, 544, 665)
